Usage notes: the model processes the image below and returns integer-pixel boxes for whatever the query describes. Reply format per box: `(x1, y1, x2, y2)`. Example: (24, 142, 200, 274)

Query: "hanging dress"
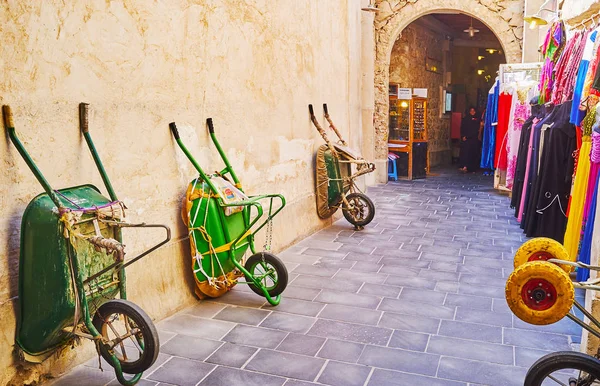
(571, 29, 598, 126)
(506, 93, 532, 189)
(495, 91, 513, 170)
(481, 80, 499, 170)
(531, 101, 577, 243)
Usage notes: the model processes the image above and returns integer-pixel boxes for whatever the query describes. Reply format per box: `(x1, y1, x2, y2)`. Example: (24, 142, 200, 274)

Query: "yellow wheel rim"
(513, 237, 574, 273)
(505, 261, 574, 325)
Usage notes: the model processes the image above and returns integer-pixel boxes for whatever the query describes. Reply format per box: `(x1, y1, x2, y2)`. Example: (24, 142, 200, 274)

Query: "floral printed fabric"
(506, 101, 531, 189)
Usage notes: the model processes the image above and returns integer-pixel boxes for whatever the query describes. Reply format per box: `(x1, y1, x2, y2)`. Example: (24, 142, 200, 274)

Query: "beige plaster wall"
(562, 0, 600, 23)
(389, 23, 450, 166)
(372, 0, 524, 182)
(0, 1, 366, 384)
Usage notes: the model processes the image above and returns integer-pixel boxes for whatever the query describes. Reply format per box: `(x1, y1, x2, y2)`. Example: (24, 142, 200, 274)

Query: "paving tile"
(317, 361, 371, 386)
(308, 319, 392, 345)
(378, 298, 455, 319)
(183, 301, 226, 318)
(503, 328, 572, 351)
(359, 282, 401, 298)
(298, 241, 343, 251)
(291, 274, 362, 293)
(333, 269, 387, 284)
(419, 269, 460, 281)
(514, 346, 554, 368)
(199, 366, 285, 386)
(384, 275, 436, 290)
(492, 298, 512, 313)
(420, 252, 464, 263)
(367, 368, 467, 386)
(437, 356, 527, 385)
(379, 256, 429, 268)
(212, 290, 268, 308)
(350, 261, 384, 273)
(378, 312, 441, 334)
(427, 335, 514, 365)
(157, 314, 235, 340)
(512, 315, 582, 337)
(222, 324, 288, 349)
(429, 261, 458, 272)
(302, 248, 347, 259)
(456, 264, 503, 277)
(284, 381, 319, 386)
(107, 379, 157, 386)
(313, 259, 356, 269)
(245, 349, 326, 381)
(344, 251, 383, 262)
(281, 285, 321, 301)
(435, 281, 460, 293)
(213, 306, 271, 325)
(318, 303, 382, 325)
(387, 329, 429, 351)
(51, 365, 116, 386)
(259, 311, 316, 333)
(279, 252, 321, 264)
(378, 265, 422, 276)
(459, 273, 507, 287)
(147, 357, 214, 386)
(276, 333, 326, 356)
(358, 345, 440, 376)
(444, 293, 493, 311)
(262, 297, 325, 317)
(205, 342, 258, 367)
(316, 339, 365, 363)
(399, 287, 446, 305)
(160, 334, 222, 361)
(457, 282, 506, 299)
(438, 320, 502, 343)
(315, 290, 382, 309)
(379, 249, 422, 259)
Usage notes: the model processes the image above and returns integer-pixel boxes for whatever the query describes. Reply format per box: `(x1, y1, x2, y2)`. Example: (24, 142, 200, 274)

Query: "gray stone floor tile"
(222, 324, 288, 348)
(444, 293, 493, 311)
(276, 332, 325, 356)
(160, 334, 222, 361)
(316, 339, 365, 363)
(199, 366, 286, 386)
(292, 264, 340, 277)
(157, 314, 235, 340)
(514, 346, 554, 368)
(205, 342, 257, 367)
(387, 329, 429, 351)
(263, 297, 324, 317)
(379, 298, 455, 319)
(291, 274, 362, 293)
(245, 349, 326, 381)
(379, 256, 429, 268)
(302, 248, 347, 259)
(367, 368, 466, 386)
(147, 357, 214, 386)
(313, 259, 356, 269)
(183, 301, 226, 318)
(308, 319, 392, 345)
(459, 273, 507, 287)
(419, 269, 460, 282)
(379, 249, 422, 259)
(492, 298, 512, 313)
(212, 290, 268, 308)
(457, 282, 506, 299)
(378, 312, 441, 334)
(512, 315, 582, 337)
(429, 261, 459, 272)
(279, 252, 321, 264)
(259, 311, 316, 333)
(456, 264, 504, 277)
(315, 290, 381, 309)
(333, 269, 387, 284)
(435, 281, 460, 293)
(420, 252, 464, 263)
(317, 361, 371, 386)
(213, 305, 271, 325)
(358, 344, 440, 376)
(437, 356, 527, 386)
(384, 275, 436, 290)
(50, 366, 116, 386)
(281, 285, 321, 301)
(284, 381, 319, 386)
(344, 251, 383, 262)
(503, 328, 572, 351)
(107, 379, 157, 386)
(438, 320, 502, 343)
(427, 335, 514, 365)
(359, 282, 401, 298)
(350, 261, 383, 273)
(378, 265, 421, 276)
(455, 307, 513, 327)
(318, 303, 382, 325)
(399, 287, 446, 305)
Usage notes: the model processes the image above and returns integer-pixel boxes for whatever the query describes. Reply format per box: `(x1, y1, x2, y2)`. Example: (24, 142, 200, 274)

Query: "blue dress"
(481, 80, 499, 169)
(576, 172, 599, 282)
(570, 30, 597, 126)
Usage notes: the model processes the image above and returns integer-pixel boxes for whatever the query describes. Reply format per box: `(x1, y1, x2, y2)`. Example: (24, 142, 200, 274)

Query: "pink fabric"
(506, 101, 531, 189)
(517, 117, 539, 223)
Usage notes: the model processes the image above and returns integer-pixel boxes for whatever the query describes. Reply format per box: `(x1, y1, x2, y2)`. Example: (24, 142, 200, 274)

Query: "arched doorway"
(371, 0, 524, 182)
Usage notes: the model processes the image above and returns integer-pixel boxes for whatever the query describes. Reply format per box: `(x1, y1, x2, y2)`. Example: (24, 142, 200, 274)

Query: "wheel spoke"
(106, 315, 128, 361)
(125, 315, 144, 355)
(548, 374, 568, 386)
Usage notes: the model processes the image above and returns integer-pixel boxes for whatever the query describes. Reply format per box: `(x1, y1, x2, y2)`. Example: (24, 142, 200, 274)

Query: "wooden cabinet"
(388, 95, 429, 180)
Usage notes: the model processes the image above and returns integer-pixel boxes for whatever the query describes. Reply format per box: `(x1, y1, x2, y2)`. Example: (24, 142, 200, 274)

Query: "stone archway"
(371, 0, 524, 182)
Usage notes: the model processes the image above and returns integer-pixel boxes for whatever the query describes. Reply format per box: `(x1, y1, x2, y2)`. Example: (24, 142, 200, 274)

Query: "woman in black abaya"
(459, 107, 482, 173)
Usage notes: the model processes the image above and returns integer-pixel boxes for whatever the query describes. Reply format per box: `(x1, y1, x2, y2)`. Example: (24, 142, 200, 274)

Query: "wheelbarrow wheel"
(513, 237, 574, 273)
(505, 261, 574, 325)
(342, 193, 375, 227)
(92, 299, 159, 375)
(524, 351, 600, 386)
(244, 252, 288, 297)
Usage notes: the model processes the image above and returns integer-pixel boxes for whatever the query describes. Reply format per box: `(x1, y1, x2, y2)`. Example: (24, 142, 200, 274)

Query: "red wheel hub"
(521, 278, 557, 311)
(528, 251, 554, 262)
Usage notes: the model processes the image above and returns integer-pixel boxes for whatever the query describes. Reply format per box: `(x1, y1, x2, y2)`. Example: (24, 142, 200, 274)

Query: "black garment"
(511, 104, 540, 216)
(459, 114, 481, 171)
(531, 101, 576, 242)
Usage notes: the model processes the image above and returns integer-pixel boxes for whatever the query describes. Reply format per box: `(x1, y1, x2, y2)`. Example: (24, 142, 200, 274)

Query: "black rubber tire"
(342, 192, 375, 227)
(244, 252, 288, 297)
(92, 299, 159, 375)
(524, 351, 600, 386)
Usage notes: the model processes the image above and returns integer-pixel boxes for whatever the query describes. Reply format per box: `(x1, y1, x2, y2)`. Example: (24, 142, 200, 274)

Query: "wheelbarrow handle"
(2, 105, 14, 128)
(323, 103, 329, 115)
(169, 122, 180, 140)
(79, 103, 89, 133)
(206, 118, 215, 134)
(308, 104, 315, 117)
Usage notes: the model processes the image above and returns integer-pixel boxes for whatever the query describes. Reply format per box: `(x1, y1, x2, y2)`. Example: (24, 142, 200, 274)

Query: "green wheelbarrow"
(169, 118, 288, 306)
(3, 104, 171, 386)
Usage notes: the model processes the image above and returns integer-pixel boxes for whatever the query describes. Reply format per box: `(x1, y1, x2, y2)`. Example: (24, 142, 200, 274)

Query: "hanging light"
(478, 55, 485, 61)
(463, 17, 479, 38)
(524, 0, 557, 29)
(361, 0, 379, 12)
(477, 69, 485, 75)
(486, 48, 497, 54)
(400, 101, 409, 108)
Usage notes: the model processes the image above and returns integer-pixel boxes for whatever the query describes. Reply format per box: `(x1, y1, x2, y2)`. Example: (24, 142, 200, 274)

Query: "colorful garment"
(538, 21, 566, 104)
(506, 98, 532, 189)
(495, 92, 513, 170)
(571, 29, 598, 126)
(481, 80, 499, 170)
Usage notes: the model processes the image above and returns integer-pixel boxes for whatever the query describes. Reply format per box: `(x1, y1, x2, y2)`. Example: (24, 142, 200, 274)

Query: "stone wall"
(0, 1, 367, 384)
(389, 23, 450, 166)
(372, 0, 524, 182)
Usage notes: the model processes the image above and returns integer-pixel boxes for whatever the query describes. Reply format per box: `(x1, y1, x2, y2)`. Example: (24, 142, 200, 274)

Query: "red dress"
(495, 92, 513, 169)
